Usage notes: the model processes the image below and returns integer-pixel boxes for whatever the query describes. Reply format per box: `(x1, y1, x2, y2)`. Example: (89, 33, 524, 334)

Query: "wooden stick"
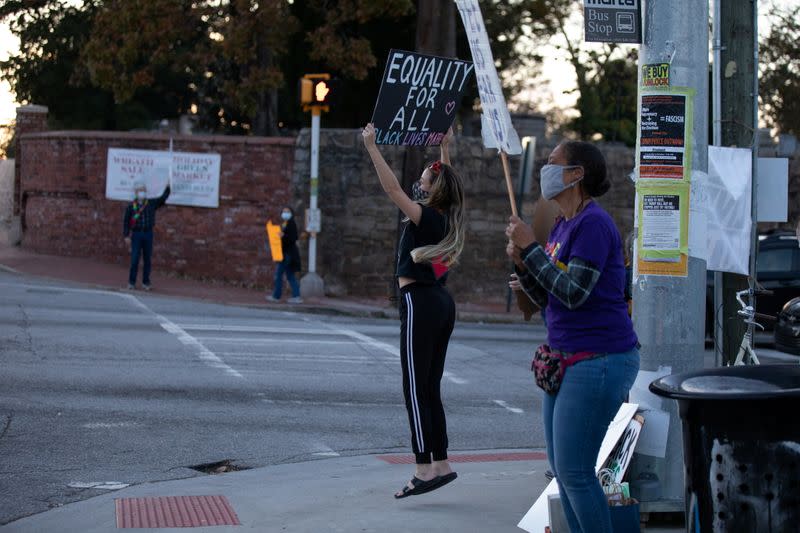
(500, 150, 518, 217)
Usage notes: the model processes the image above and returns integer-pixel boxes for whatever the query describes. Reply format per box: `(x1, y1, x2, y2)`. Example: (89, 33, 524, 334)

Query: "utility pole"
(718, 0, 758, 366)
(632, 0, 708, 514)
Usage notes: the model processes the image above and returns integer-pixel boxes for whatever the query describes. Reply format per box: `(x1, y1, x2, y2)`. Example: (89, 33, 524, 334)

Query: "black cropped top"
(396, 205, 449, 285)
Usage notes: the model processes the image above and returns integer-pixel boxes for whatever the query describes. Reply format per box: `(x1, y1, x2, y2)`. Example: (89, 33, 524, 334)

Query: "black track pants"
(399, 283, 456, 464)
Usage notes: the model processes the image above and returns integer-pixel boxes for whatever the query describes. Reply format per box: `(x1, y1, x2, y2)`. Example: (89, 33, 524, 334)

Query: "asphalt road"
(0, 271, 548, 525)
(1, 271, 796, 526)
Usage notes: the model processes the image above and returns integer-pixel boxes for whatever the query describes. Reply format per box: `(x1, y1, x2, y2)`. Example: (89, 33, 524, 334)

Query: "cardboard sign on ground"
(517, 403, 639, 532)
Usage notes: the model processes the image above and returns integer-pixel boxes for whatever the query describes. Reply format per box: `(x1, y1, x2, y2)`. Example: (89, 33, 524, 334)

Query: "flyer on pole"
(635, 87, 694, 277)
(636, 88, 694, 183)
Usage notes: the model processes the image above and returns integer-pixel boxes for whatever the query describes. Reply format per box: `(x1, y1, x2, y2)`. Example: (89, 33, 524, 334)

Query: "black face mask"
(411, 180, 429, 202)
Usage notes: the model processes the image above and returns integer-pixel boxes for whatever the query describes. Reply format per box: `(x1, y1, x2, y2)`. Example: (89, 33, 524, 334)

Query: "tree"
(759, 3, 800, 136)
(0, 0, 133, 130)
(80, 0, 208, 122)
(541, 3, 638, 145)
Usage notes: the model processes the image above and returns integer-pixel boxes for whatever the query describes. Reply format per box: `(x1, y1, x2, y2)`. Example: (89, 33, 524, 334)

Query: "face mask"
(540, 164, 582, 200)
(136, 191, 147, 201)
(411, 180, 429, 202)
(281, 212, 292, 221)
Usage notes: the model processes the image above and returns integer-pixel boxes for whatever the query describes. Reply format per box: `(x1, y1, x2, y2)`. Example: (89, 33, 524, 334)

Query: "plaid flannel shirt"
(516, 243, 601, 311)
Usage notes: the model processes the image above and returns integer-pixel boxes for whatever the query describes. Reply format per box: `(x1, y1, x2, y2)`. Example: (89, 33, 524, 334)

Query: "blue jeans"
(129, 231, 153, 286)
(542, 348, 640, 533)
(272, 259, 300, 299)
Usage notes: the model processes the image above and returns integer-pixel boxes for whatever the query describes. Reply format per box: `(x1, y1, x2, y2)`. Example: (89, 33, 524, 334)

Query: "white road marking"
(219, 352, 395, 363)
(493, 400, 524, 414)
(82, 422, 138, 429)
(68, 481, 130, 490)
(121, 294, 244, 379)
(178, 324, 328, 335)
(197, 337, 358, 346)
(261, 398, 403, 408)
(319, 322, 470, 385)
(310, 443, 341, 457)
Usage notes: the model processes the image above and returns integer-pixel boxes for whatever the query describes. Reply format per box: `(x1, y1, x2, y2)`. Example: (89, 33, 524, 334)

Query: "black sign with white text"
(371, 49, 474, 147)
(583, 0, 642, 44)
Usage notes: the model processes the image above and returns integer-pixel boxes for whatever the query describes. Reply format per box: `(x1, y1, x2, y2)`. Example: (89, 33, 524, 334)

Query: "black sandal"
(394, 476, 442, 499)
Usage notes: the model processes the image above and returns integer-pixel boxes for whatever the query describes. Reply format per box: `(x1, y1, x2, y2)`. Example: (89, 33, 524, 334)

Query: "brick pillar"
(14, 105, 49, 216)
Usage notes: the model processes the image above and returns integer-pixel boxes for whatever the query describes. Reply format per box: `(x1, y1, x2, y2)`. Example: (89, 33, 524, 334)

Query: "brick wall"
(18, 130, 295, 286)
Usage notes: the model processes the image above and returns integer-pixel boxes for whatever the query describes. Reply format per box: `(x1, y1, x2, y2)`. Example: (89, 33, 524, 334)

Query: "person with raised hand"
(363, 124, 466, 499)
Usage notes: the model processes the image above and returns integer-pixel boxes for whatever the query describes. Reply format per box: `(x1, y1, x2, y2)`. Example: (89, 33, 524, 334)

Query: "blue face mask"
(281, 212, 292, 221)
(540, 164, 583, 200)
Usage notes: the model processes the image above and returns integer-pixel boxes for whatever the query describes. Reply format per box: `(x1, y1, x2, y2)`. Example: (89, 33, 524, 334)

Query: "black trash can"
(650, 364, 800, 533)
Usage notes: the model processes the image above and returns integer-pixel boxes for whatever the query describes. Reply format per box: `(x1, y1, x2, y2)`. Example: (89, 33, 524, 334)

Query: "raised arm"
(440, 127, 453, 166)
(154, 184, 171, 208)
(362, 123, 422, 226)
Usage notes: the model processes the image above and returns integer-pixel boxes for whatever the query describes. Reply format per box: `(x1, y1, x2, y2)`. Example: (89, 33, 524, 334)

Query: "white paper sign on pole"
(106, 147, 221, 208)
(756, 157, 789, 223)
(456, 0, 522, 155)
(706, 146, 752, 275)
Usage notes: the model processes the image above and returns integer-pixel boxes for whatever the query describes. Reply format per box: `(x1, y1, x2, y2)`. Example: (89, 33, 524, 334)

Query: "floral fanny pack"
(531, 344, 599, 395)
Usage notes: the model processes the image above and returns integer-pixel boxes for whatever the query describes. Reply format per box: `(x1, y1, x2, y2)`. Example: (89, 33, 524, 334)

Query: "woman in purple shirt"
(506, 141, 639, 533)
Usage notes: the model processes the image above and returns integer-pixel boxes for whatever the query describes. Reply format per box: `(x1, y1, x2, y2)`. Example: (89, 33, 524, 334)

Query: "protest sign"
(106, 147, 221, 208)
(266, 220, 284, 262)
(371, 49, 473, 147)
(456, 0, 522, 155)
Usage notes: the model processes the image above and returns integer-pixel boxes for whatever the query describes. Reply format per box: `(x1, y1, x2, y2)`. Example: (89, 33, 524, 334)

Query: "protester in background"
(363, 124, 464, 499)
(267, 207, 303, 303)
(506, 141, 639, 533)
(123, 180, 170, 290)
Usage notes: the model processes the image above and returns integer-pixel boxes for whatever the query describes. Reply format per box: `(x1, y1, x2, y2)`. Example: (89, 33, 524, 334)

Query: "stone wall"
(18, 129, 295, 286)
(290, 129, 638, 304)
(0, 159, 13, 224)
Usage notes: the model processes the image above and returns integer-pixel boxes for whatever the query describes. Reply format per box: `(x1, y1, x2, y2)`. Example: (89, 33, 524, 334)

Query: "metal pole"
(300, 108, 325, 297)
(633, 0, 708, 512)
(712, 0, 724, 367)
(308, 109, 320, 274)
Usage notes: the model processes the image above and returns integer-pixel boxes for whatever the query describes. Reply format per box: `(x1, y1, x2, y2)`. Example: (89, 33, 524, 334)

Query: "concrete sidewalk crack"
(0, 411, 13, 442)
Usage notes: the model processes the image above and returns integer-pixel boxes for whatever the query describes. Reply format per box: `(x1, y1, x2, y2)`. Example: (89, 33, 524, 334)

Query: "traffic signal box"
(298, 73, 335, 113)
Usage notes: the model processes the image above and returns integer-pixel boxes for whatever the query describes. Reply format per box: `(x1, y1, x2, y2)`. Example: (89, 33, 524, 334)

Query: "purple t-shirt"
(544, 202, 638, 353)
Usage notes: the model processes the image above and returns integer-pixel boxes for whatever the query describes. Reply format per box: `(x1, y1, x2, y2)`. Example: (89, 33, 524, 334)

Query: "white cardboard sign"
(517, 403, 639, 532)
(456, 0, 522, 155)
(106, 147, 221, 208)
(756, 157, 789, 223)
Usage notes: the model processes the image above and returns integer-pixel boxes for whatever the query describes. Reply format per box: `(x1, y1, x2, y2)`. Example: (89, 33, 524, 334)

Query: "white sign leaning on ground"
(455, 0, 522, 155)
(106, 147, 221, 208)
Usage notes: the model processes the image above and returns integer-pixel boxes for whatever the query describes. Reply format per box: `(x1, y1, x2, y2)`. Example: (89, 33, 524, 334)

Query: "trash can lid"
(650, 364, 800, 400)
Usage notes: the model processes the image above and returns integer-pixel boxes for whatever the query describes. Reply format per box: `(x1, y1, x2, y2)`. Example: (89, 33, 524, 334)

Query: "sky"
(0, 1, 797, 128)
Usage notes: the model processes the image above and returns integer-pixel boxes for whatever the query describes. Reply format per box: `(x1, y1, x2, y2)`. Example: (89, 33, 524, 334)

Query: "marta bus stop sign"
(583, 0, 642, 44)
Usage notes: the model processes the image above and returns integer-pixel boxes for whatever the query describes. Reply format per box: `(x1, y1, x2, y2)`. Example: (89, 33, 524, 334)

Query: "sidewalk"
(0, 451, 555, 532)
(0, 244, 533, 324)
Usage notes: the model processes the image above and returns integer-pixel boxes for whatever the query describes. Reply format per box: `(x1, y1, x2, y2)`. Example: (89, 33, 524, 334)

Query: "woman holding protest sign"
(362, 124, 465, 499)
(506, 141, 638, 533)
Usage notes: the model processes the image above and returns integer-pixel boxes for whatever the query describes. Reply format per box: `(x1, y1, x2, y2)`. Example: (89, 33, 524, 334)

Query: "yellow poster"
(266, 221, 283, 262)
(636, 183, 690, 277)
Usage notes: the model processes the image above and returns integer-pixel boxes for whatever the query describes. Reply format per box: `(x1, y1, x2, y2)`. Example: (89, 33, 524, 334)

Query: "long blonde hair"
(411, 162, 466, 266)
